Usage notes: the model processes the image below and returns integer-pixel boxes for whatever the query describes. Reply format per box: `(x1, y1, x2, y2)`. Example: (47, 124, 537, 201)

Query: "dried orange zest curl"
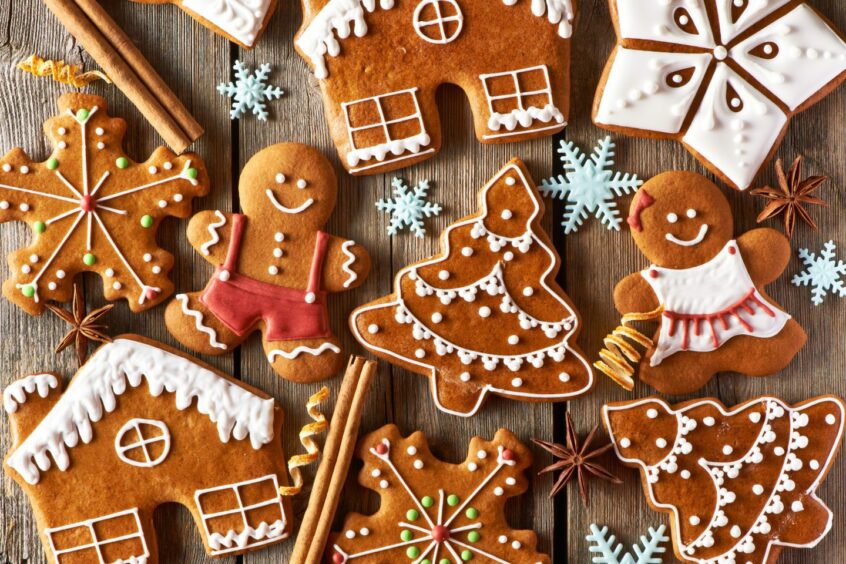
(279, 386, 329, 497)
(17, 55, 112, 88)
(594, 306, 664, 391)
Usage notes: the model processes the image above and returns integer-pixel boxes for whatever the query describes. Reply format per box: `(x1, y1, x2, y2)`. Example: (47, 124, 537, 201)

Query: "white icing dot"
(647, 409, 658, 419)
(97, 142, 105, 150)
(143, 253, 152, 262)
(775, 446, 785, 456)
(810, 460, 820, 470)
(511, 540, 521, 549)
(296, 179, 308, 189)
(559, 372, 570, 382)
(501, 209, 513, 220)
(438, 270, 450, 280)
(723, 445, 733, 455)
(1, 164, 9, 172)
(48, 282, 57, 290)
(686, 209, 697, 218)
(268, 265, 279, 275)
(407, 446, 417, 455)
(826, 414, 836, 425)
(379, 479, 389, 488)
(431, 312, 443, 323)
(791, 501, 804, 512)
(105, 268, 114, 277)
(415, 348, 426, 358)
(506, 477, 517, 486)
(681, 470, 691, 479)
(19, 203, 29, 212)
(478, 306, 491, 318)
(498, 535, 508, 544)
(173, 194, 183, 203)
(460, 372, 471, 382)
(58, 141, 67, 149)
(29, 254, 38, 263)
(753, 484, 764, 495)
(149, 166, 158, 174)
(511, 377, 523, 388)
(619, 438, 631, 448)
(371, 469, 381, 477)
(58, 127, 67, 135)
(20, 166, 29, 174)
(56, 270, 66, 279)
(152, 266, 161, 274)
(689, 516, 700, 525)
(505, 177, 516, 186)
(158, 200, 167, 208)
(367, 324, 379, 334)
(21, 265, 31, 274)
(113, 282, 122, 290)
(666, 212, 678, 223)
(413, 460, 424, 469)
(704, 417, 716, 426)
(95, 127, 104, 135)
(275, 173, 286, 183)
(656, 438, 667, 448)
(503, 252, 514, 261)
(275, 232, 285, 242)
(749, 412, 762, 423)
(0, 201, 8, 209)
(730, 525, 741, 538)
(273, 248, 284, 258)
(163, 162, 173, 170)
(494, 487, 504, 496)
(714, 46, 728, 61)
(359, 528, 369, 536)
(468, 462, 478, 471)
(477, 450, 487, 459)
(305, 292, 316, 303)
(345, 530, 355, 539)
(522, 287, 534, 297)
(508, 335, 519, 345)
(461, 247, 474, 257)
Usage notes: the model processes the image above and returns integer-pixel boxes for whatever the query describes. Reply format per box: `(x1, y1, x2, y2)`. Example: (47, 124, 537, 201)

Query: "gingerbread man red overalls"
(165, 143, 370, 383)
(614, 171, 806, 395)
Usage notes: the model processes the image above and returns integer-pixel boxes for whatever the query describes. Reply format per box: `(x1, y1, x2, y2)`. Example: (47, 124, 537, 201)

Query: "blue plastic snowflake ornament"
(540, 136, 642, 234)
(217, 60, 284, 121)
(792, 240, 846, 305)
(586, 523, 668, 564)
(376, 177, 442, 238)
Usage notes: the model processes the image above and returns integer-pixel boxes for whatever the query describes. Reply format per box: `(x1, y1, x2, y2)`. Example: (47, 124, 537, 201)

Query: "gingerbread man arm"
(186, 210, 236, 268)
(614, 272, 660, 316)
(737, 227, 790, 287)
(322, 235, 371, 293)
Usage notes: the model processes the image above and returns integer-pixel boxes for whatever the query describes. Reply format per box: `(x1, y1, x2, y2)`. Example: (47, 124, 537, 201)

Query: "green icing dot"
(83, 253, 96, 266)
(140, 215, 154, 228)
(186, 167, 199, 179)
(421, 560, 431, 564)
(447, 494, 460, 507)
(33, 221, 46, 234)
(116, 157, 130, 169)
(401, 530, 413, 542)
(21, 284, 35, 298)
(406, 509, 419, 521)
(461, 550, 473, 561)
(467, 531, 481, 543)
(406, 546, 420, 559)
(75, 108, 90, 122)
(422, 496, 434, 508)
(46, 157, 59, 170)
(439, 559, 451, 564)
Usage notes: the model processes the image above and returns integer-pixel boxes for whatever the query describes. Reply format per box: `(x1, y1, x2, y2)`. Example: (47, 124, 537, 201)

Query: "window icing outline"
(413, 0, 464, 44)
(114, 418, 171, 468)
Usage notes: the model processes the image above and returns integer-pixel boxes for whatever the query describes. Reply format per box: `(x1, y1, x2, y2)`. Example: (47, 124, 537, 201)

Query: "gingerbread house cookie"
(3, 336, 294, 561)
(295, 0, 575, 175)
(593, 0, 846, 190)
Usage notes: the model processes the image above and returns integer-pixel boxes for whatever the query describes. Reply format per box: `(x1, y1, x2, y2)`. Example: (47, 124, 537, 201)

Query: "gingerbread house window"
(114, 418, 171, 468)
(45, 508, 149, 563)
(480, 65, 563, 138)
(342, 88, 433, 171)
(195, 474, 288, 556)
(413, 0, 463, 44)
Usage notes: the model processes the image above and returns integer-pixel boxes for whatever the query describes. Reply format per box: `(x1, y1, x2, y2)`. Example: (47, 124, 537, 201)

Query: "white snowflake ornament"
(586, 523, 668, 564)
(540, 136, 642, 234)
(792, 240, 846, 305)
(217, 60, 285, 121)
(376, 177, 442, 238)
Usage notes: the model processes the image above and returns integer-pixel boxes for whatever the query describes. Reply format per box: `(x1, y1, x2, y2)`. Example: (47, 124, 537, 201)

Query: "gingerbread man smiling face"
(614, 172, 806, 395)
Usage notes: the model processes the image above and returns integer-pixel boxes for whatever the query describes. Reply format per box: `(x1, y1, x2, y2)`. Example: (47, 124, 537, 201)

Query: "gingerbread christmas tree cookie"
(329, 424, 550, 563)
(603, 396, 846, 564)
(165, 143, 370, 383)
(350, 158, 593, 416)
(0, 93, 209, 315)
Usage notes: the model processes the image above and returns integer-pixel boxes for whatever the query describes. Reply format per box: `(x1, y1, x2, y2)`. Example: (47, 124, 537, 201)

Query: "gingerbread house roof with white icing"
(5, 337, 276, 485)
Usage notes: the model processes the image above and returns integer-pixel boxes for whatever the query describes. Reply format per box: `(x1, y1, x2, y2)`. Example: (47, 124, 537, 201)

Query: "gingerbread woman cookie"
(611, 171, 806, 395)
(0, 93, 209, 315)
(165, 143, 370, 383)
(603, 395, 845, 564)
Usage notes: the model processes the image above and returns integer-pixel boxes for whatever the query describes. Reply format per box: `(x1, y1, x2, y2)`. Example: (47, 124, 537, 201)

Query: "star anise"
(751, 156, 828, 239)
(532, 412, 621, 506)
(45, 283, 113, 365)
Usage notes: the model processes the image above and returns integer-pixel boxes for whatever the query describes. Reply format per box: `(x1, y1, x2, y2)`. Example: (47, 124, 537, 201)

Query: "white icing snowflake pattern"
(594, 1, 846, 190)
(792, 240, 846, 306)
(539, 136, 642, 234)
(376, 177, 443, 238)
(217, 60, 285, 121)
(585, 523, 668, 564)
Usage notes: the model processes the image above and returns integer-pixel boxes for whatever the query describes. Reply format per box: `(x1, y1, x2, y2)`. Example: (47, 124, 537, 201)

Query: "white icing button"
(219, 270, 231, 282)
(656, 438, 667, 448)
(275, 173, 286, 183)
(97, 142, 105, 150)
(173, 194, 183, 203)
(20, 166, 29, 174)
(468, 462, 478, 471)
(689, 516, 700, 526)
(461, 247, 474, 256)
(407, 446, 417, 455)
(379, 479, 389, 488)
(143, 253, 152, 262)
(792, 501, 804, 512)
(305, 292, 316, 303)
(723, 445, 733, 455)
(345, 530, 355, 539)
(21, 265, 31, 274)
(501, 209, 513, 220)
(58, 141, 67, 149)
(647, 408, 658, 419)
(704, 417, 716, 426)
(775, 447, 785, 456)
(667, 212, 678, 223)
(686, 209, 697, 218)
(371, 469, 381, 477)
(681, 470, 691, 479)
(56, 270, 66, 279)
(504, 252, 514, 261)
(105, 268, 114, 277)
(0, 165, 8, 172)
(749, 412, 762, 423)
(505, 177, 516, 186)
(730, 525, 741, 538)
(511, 540, 521, 549)
(149, 166, 158, 174)
(826, 414, 836, 425)
(268, 265, 279, 275)
(478, 306, 491, 318)
(158, 200, 167, 208)
(498, 535, 508, 544)
(522, 287, 534, 297)
(559, 372, 570, 382)
(367, 324, 379, 334)
(414, 348, 425, 358)
(1, 200, 11, 209)
(359, 528, 369, 536)
(494, 487, 504, 496)
(511, 377, 523, 388)
(477, 450, 487, 459)
(460, 372, 471, 382)
(753, 484, 764, 495)
(113, 282, 122, 290)
(19, 203, 29, 211)
(810, 460, 820, 470)
(506, 477, 517, 486)
(29, 254, 38, 263)
(58, 127, 67, 135)
(275, 232, 285, 242)
(273, 248, 283, 258)
(438, 270, 449, 280)
(714, 46, 728, 61)
(619, 438, 631, 448)
(48, 282, 57, 290)
(163, 162, 173, 170)
(413, 460, 424, 469)
(95, 127, 104, 135)
(152, 266, 161, 274)
(431, 312, 443, 323)
(296, 179, 308, 189)
(508, 335, 519, 345)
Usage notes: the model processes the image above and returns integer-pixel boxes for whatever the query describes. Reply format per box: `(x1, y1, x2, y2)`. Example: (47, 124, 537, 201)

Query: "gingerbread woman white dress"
(642, 240, 790, 366)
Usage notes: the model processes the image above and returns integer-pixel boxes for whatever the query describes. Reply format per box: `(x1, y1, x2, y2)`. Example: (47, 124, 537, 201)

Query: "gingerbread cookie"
(165, 143, 371, 383)
(607, 171, 805, 395)
(3, 336, 299, 561)
(295, 0, 575, 175)
(0, 93, 209, 316)
(603, 396, 846, 564)
(593, 1, 846, 190)
(329, 424, 551, 563)
(350, 158, 592, 416)
(130, 0, 278, 48)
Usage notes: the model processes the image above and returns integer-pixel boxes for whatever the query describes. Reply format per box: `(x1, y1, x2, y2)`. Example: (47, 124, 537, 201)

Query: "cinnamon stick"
(291, 356, 377, 564)
(42, 0, 203, 152)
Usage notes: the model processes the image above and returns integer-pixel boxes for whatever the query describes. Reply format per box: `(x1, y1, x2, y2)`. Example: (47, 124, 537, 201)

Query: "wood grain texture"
(0, 1, 843, 563)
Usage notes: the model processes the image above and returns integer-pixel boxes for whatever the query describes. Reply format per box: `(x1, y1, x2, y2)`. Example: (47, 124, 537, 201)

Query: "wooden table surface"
(1, 0, 844, 562)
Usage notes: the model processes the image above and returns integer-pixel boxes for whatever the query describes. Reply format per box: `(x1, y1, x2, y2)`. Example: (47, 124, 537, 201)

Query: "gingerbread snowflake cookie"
(594, 0, 846, 190)
(603, 396, 846, 564)
(295, 0, 575, 175)
(329, 424, 551, 563)
(0, 93, 209, 315)
(350, 158, 593, 416)
(165, 143, 370, 383)
(610, 171, 806, 395)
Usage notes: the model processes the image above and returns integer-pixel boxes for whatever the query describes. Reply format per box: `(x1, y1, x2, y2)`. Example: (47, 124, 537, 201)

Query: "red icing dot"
(432, 525, 450, 543)
(729, 246, 737, 255)
(332, 552, 345, 564)
(375, 443, 388, 455)
(145, 288, 159, 301)
(501, 448, 515, 461)
(649, 269, 659, 279)
(80, 195, 95, 212)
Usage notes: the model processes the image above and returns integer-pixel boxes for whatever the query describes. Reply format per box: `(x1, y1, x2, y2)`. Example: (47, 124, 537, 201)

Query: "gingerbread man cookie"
(603, 395, 845, 564)
(165, 143, 370, 383)
(0, 93, 209, 315)
(611, 171, 806, 395)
